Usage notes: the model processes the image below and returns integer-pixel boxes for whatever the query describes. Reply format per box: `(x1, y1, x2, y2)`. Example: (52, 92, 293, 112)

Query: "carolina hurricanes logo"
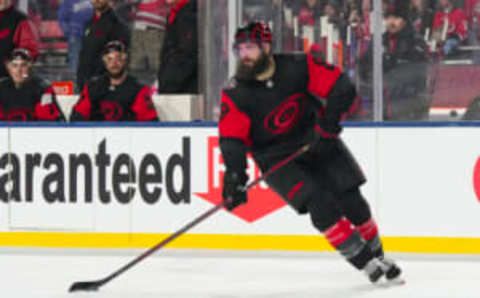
(100, 101, 123, 121)
(5, 108, 32, 121)
(264, 93, 305, 135)
(0, 28, 11, 39)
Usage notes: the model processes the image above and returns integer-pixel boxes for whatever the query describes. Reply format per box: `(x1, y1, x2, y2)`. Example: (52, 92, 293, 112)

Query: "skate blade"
(376, 277, 406, 288)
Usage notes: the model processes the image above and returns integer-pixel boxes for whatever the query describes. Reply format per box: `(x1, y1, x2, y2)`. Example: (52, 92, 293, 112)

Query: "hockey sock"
(357, 218, 384, 258)
(323, 217, 375, 270)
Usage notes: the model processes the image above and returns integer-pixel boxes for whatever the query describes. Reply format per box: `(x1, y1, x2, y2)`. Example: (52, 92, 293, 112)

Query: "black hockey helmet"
(233, 22, 273, 50)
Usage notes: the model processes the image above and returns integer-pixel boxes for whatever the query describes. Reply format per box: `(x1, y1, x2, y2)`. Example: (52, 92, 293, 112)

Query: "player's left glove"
(311, 117, 341, 156)
(222, 171, 248, 211)
(314, 117, 342, 139)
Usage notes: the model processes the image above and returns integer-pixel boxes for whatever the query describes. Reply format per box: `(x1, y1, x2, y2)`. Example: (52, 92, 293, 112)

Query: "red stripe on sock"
(324, 218, 355, 247)
(287, 181, 304, 201)
(356, 218, 378, 241)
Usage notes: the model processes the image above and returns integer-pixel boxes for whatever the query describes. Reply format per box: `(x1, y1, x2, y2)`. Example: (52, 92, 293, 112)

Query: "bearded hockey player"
(71, 40, 159, 121)
(219, 22, 402, 284)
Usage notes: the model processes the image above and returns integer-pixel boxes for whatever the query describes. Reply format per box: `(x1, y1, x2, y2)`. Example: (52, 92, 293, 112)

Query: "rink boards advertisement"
(0, 124, 479, 254)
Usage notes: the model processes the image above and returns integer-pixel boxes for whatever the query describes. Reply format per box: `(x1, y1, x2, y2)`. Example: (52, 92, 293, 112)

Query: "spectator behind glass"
(410, 0, 435, 36)
(157, 0, 198, 94)
(324, 0, 348, 39)
(129, 0, 168, 84)
(0, 48, 65, 121)
(243, 0, 274, 23)
(465, 0, 480, 63)
(432, 0, 468, 57)
(296, 0, 324, 26)
(76, 0, 130, 92)
(58, 0, 93, 73)
(71, 40, 159, 121)
(0, 0, 39, 79)
(359, 1, 429, 120)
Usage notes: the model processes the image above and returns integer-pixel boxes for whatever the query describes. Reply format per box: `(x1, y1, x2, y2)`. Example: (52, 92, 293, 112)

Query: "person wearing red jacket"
(220, 22, 402, 284)
(0, 0, 39, 78)
(71, 40, 159, 121)
(0, 48, 64, 121)
(432, 0, 468, 56)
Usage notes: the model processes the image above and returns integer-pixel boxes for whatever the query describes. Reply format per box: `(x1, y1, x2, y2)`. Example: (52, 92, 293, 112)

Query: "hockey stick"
(68, 144, 310, 293)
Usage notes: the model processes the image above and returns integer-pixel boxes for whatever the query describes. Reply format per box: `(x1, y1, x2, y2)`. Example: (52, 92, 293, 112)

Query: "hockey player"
(0, 48, 64, 121)
(219, 22, 402, 284)
(71, 40, 159, 121)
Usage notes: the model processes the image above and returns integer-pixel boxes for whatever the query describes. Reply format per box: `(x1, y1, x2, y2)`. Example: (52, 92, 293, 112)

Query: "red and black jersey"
(219, 53, 357, 174)
(0, 76, 65, 121)
(71, 74, 159, 121)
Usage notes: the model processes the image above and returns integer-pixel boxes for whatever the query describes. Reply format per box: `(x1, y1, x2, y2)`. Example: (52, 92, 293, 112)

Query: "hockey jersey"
(0, 76, 64, 121)
(219, 53, 357, 174)
(71, 74, 158, 121)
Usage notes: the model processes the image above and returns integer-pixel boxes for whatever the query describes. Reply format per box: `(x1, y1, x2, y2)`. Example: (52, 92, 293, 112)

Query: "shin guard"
(357, 218, 384, 258)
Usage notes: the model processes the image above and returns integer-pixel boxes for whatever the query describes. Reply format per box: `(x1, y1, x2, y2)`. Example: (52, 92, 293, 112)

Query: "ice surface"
(0, 249, 478, 298)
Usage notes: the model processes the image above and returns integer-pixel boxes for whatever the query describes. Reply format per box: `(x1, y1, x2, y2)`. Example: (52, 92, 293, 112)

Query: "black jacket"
(157, 0, 198, 94)
(0, 76, 65, 121)
(359, 24, 429, 120)
(360, 24, 427, 77)
(76, 9, 130, 90)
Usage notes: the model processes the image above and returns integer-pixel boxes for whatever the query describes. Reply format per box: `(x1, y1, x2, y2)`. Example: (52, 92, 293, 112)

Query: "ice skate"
(378, 257, 405, 286)
(363, 258, 385, 283)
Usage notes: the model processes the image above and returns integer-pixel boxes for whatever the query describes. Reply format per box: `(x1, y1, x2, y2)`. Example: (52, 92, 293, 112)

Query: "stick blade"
(68, 280, 102, 292)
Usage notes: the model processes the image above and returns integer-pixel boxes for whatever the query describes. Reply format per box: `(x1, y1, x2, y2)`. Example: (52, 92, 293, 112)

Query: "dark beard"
(109, 68, 126, 79)
(235, 52, 270, 81)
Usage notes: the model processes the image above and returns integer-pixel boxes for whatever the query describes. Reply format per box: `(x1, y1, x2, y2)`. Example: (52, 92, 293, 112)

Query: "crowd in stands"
(2, 0, 480, 121)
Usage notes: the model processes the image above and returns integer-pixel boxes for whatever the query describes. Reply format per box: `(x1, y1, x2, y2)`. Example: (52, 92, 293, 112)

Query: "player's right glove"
(222, 171, 248, 211)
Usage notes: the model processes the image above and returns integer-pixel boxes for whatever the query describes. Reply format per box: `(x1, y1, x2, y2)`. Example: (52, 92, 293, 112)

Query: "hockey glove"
(314, 117, 342, 139)
(222, 171, 248, 211)
(312, 117, 341, 156)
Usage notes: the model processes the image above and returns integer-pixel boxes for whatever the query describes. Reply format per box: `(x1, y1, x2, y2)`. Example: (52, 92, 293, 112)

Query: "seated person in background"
(71, 40, 159, 121)
(432, 0, 468, 57)
(359, 1, 429, 120)
(0, 48, 64, 121)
